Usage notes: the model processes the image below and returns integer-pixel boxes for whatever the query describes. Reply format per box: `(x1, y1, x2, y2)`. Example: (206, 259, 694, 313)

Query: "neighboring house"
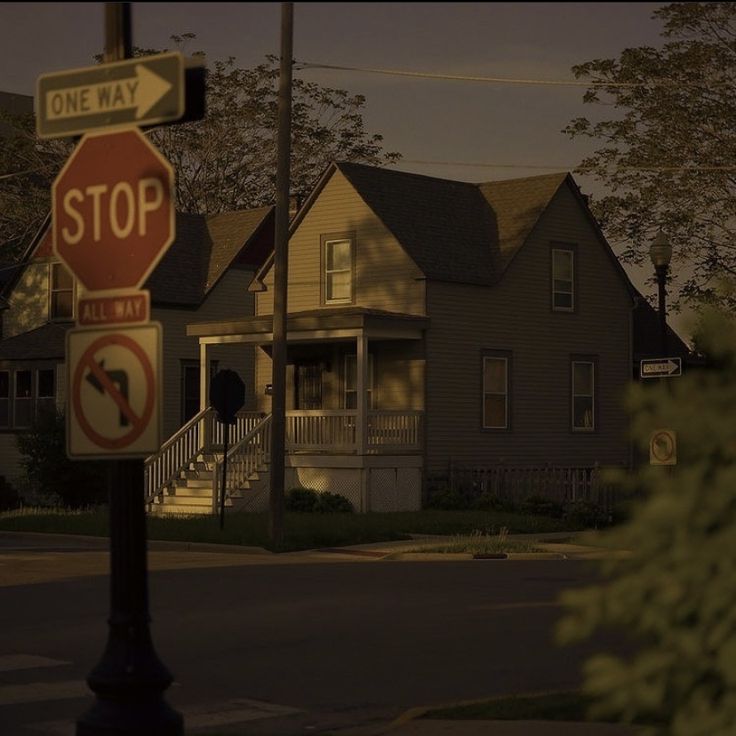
(0, 206, 274, 489)
(171, 162, 668, 514)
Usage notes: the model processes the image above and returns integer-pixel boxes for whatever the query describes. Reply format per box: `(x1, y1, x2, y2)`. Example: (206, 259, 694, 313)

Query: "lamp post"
(649, 231, 672, 356)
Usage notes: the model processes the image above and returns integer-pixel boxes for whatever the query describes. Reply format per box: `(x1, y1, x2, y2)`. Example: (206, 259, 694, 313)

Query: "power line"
(295, 61, 652, 88)
(396, 159, 736, 173)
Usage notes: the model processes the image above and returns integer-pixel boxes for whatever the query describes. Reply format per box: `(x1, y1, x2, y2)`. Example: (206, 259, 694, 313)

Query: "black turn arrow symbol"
(85, 360, 131, 427)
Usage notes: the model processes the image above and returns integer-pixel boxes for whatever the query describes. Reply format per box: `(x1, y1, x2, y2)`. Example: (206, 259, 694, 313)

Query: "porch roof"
(187, 307, 429, 343)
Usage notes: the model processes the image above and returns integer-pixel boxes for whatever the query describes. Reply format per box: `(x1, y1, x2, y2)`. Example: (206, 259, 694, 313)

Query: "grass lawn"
(412, 529, 542, 555)
(0, 507, 575, 552)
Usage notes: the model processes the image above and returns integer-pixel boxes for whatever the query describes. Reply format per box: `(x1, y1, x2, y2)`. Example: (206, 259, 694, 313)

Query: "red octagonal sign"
(53, 126, 174, 292)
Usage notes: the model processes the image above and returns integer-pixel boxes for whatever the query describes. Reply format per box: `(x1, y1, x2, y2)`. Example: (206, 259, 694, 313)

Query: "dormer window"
(323, 235, 354, 305)
(50, 262, 74, 320)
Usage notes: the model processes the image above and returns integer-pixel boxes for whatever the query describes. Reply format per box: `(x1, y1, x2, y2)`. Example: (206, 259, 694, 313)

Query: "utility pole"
(76, 4, 182, 735)
(269, 2, 294, 549)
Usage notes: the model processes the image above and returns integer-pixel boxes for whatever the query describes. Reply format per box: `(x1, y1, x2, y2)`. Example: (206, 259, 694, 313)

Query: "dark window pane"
(16, 371, 31, 398)
(51, 292, 74, 319)
(484, 358, 506, 393)
(52, 263, 73, 289)
(553, 251, 573, 280)
(573, 363, 593, 395)
(0, 400, 8, 427)
(554, 292, 573, 309)
(573, 397, 594, 429)
(38, 369, 55, 398)
(0, 372, 8, 398)
(484, 394, 507, 428)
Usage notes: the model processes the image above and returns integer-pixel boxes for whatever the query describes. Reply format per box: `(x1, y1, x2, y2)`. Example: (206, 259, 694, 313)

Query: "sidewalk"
(369, 720, 638, 735)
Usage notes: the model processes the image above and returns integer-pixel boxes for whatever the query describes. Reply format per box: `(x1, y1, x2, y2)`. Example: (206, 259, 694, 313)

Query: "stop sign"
(52, 126, 174, 292)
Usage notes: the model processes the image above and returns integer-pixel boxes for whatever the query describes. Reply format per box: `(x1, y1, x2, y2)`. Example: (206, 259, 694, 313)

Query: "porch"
(145, 308, 428, 514)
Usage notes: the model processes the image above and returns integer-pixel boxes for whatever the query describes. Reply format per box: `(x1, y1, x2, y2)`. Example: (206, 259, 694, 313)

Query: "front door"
(295, 363, 323, 409)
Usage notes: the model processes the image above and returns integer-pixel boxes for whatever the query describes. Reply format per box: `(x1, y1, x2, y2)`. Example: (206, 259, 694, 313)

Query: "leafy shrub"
(471, 492, 517, 513)
(15, 409, 109, 508)
(314, 491, 353, 513)
(0, 476, 20, 512)
(426, 487, 468, 510)
(285, 487, 319, 512)
(562, 499, 611, 529)
(557, 305, 736, 733)
(520, 494, 564, 518)
(285, 488, 353, 513)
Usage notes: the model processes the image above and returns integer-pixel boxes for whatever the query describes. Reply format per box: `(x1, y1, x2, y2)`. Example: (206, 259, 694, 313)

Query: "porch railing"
(285, 409, 422, 453)
(212, 414, 272, 513)
(144, 408, 268, 506)
(144, 407, 213, 505)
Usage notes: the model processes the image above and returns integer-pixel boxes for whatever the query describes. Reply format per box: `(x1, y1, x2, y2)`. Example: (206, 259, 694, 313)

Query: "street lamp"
(649, 231, 672, 356)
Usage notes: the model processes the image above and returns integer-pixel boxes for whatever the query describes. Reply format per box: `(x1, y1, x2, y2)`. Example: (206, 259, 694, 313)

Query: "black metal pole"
(76, 5, 182, 735)
(656, 264, 668, 356)
(220, 420, 229, 530)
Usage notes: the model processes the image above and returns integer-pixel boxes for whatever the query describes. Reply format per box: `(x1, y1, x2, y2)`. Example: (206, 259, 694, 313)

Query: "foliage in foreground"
(557, 306, 736, 735)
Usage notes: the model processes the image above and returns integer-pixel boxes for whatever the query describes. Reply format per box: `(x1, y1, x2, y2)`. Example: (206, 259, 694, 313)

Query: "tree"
(557, 305, 736, 735)
(0, 39, 400, 259)
(565, 2, 736, 309)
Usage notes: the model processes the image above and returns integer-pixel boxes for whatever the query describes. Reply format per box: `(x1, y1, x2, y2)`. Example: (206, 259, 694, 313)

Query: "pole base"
(76, 696, 183, 736)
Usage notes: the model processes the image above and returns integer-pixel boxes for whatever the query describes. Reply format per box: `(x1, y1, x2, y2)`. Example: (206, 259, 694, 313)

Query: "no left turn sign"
(650, 429, 677, 466)
(67, 324, 162, 458)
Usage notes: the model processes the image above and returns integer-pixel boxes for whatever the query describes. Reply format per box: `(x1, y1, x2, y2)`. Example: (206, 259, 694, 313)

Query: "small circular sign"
(650, 429, 676, 465)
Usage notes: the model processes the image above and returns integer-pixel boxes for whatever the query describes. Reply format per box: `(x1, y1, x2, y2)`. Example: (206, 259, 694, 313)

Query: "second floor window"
(50, 262, 74, 320)
(324, 238, 353, 304)
(552, 248, 574, 311)
(0, 371, 8, 428)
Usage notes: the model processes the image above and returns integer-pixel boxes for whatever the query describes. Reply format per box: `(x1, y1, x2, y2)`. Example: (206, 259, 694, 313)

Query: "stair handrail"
(145, 406, 215, 506)
(212, 413, 272, 514)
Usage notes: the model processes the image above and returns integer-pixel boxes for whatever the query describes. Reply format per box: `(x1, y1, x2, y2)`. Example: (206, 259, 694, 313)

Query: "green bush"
(426, 487, 469, 510)
(285, 488, 353, 513)
(520, 494, 564, 519)
(15, 408, 109, 508)
(557, 305, 736, 734)
(285, 487, 319, 512)
(471, 491, 517, 513)
(562, 499, 611, 529)
(314, 491, 353, 513)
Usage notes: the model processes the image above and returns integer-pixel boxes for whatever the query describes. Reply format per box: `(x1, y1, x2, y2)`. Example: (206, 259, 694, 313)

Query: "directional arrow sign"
(37, 52, 184, 139)
(640, 357, 682, 379)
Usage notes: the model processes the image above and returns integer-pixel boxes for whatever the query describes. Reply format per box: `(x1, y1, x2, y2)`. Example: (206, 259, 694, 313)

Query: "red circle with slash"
(72, 333, 155, 450)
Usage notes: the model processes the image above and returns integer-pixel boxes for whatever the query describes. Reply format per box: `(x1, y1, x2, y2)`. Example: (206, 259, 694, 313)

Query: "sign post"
(52, 5, 184, 736)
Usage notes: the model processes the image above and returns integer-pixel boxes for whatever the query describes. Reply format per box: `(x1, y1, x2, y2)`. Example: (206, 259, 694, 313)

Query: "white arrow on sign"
(45, 65, 172, 122)
(641, 359, 680, 376)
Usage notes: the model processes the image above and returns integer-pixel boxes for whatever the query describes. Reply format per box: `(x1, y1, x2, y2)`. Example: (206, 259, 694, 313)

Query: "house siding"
(257, 170, 426, 317)
(154, 268, 256, 439)
(424, 183, 632, 476)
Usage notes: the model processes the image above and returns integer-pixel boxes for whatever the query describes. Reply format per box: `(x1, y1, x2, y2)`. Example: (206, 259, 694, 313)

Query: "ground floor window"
(0, 366, 56, 430)
(344, 354, 374, 409)
(572, 359, 595, 431)
(482, 354, 510, 429)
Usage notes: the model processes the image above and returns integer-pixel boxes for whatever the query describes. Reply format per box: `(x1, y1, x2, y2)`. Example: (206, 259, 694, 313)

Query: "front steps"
(148, 454, 271, 516)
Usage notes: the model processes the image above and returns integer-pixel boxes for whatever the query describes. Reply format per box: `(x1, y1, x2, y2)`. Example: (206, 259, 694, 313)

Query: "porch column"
(356, 333, 368, 455)
(199, 341, 213, 453)
(199, 340, 209, 411)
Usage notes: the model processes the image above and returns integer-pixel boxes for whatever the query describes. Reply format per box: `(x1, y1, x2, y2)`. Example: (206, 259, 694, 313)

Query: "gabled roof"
(2, 207, 274, 308)
(0, 322, 67, 360)
(255, 162, 570, 288)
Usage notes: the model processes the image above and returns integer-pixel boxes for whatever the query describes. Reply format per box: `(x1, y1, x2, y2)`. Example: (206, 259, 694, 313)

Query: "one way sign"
(640, 357, 682, 379)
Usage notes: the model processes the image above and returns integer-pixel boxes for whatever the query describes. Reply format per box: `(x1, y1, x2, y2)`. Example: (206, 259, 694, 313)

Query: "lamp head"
(650, 231, 672, 269)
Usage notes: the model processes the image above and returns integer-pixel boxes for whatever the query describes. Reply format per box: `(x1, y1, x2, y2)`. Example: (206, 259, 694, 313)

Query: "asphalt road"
(0, 536, 620, 735)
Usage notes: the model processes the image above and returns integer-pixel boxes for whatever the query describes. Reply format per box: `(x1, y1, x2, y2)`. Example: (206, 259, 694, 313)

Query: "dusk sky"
(2, 2, 688, 331)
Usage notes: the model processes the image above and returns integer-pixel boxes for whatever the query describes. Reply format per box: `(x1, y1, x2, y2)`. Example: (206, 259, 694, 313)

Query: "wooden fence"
(447, 462, 624, 509)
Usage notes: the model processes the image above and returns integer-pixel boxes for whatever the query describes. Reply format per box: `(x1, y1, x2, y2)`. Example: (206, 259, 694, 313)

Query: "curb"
(0, 530, 270, 555)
